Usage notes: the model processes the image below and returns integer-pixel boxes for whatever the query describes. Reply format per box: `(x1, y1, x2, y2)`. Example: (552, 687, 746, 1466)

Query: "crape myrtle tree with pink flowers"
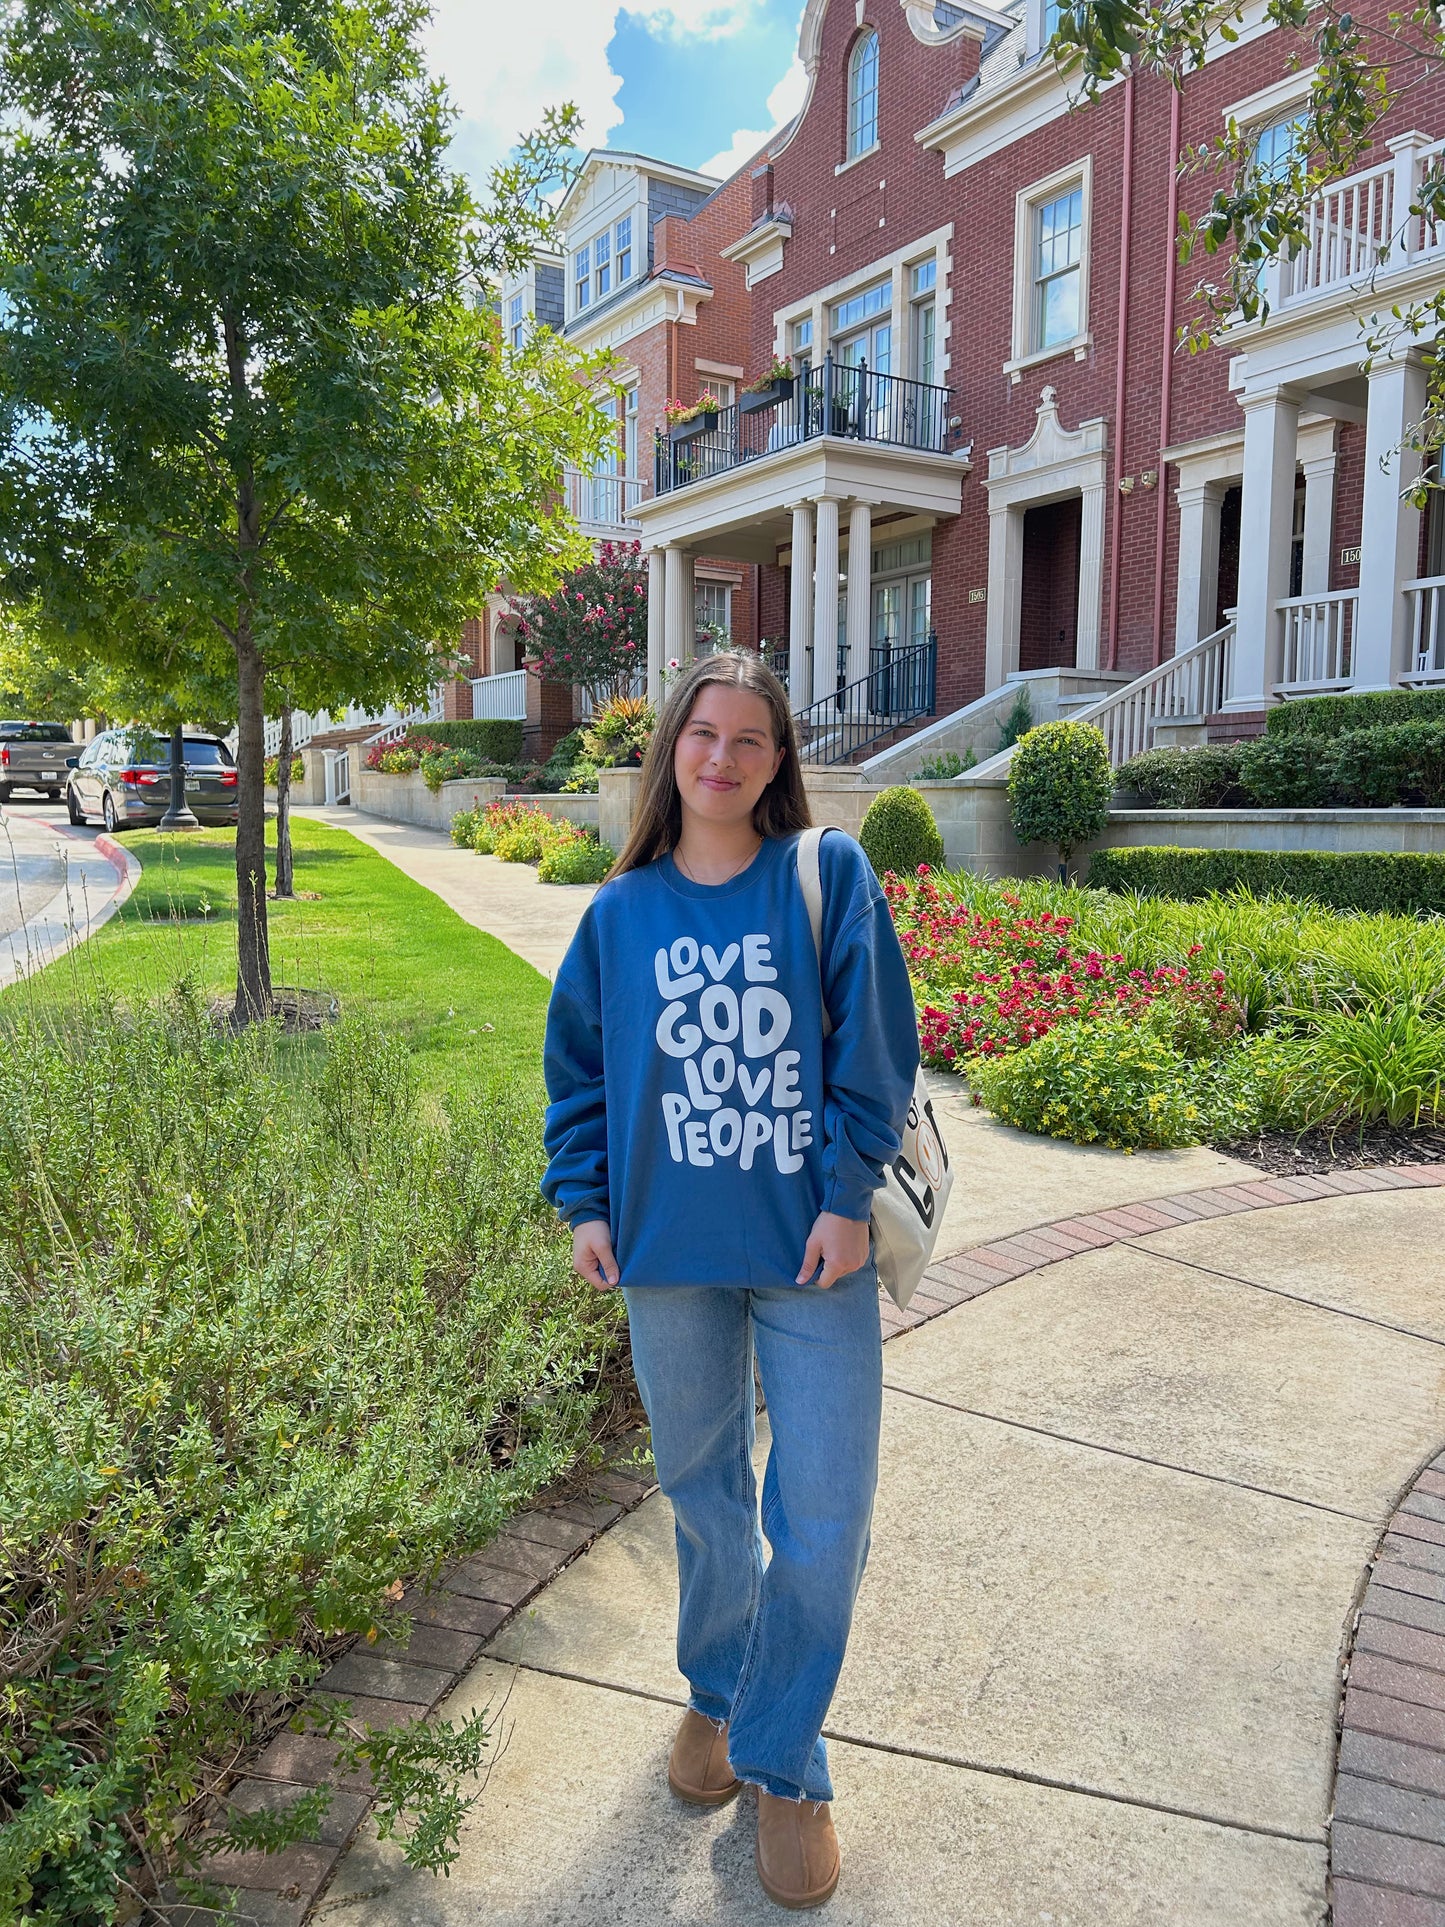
(512, 540, 649, 708)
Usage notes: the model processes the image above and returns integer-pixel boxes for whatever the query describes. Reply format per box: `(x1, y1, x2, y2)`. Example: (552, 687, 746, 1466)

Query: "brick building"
(619, 0, 1445, 766)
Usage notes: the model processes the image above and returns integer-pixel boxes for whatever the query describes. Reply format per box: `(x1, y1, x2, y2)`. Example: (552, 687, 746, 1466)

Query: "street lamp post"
(157, 723, 200, 833)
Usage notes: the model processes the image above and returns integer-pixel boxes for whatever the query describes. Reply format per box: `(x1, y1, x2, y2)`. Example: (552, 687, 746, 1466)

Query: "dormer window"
(616, 215, 633, 284)
(847, 30, 879, 159)
(574, 243, 590, 312)
(508, 292, 525, 349)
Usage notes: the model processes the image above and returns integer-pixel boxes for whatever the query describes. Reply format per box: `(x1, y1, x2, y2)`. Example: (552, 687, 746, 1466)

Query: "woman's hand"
(572, 1219, 620, 1291)
(797, 1211, 870, 1290)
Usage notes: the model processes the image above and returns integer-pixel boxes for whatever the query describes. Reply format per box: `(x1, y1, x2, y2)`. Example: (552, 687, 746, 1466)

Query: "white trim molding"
(983, 385, 1108, 687)
(1220, 65, 1317, 132)
(720, 216, 794, 288)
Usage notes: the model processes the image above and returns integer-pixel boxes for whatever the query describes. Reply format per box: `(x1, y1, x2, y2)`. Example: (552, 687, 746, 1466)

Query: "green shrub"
(1116, 745, 1247, 809)
(1267, 1006, 1445, 1127)
(264, 752, 305, 787)
(0, 997, 621, 1917)
(417, 719, 524, 760)
(450, 803, 486, 847)
(1266, 688, 1445, 738)
(1087, 844, 1445, 917)
(996, 687, 1033, 752)
(491, 805, 579, 864)
(538, 834, 615, 884)
(968, 1018, 1207, 1150)
(1325, 720, 1445, 807)
(1237, 734, 1333, 807)
(1007, 721, 1112, 875)
(912, 748, 976, 780)
(420, 746, 487, 790)
(859, 786, 945, 880)
(581, 695, 654, 770)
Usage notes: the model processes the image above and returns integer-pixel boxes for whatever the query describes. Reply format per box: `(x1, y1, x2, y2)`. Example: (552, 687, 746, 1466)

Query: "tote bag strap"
(796, 825, 835, 1041)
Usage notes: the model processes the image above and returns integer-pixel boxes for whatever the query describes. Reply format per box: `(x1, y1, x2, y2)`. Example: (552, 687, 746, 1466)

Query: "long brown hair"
(608, 652, 812, 880)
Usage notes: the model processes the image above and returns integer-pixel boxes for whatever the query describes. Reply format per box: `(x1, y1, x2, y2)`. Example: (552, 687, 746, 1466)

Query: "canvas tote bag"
(795, 825, 953, 1312)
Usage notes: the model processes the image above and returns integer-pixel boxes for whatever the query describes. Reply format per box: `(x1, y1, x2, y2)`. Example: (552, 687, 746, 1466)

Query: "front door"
(1019, 497, 1082, 671)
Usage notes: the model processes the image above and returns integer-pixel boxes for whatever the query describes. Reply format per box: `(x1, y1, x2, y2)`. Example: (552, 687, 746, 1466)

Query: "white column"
(1076, 476, 1107, 671)
(788, 504, 815, 711)
(1174, 479, 1225, 652)
(1300, 451, 1337, 596)
(844, 501, 872, 686)
(645, 546, 667, 705)
(812, 496, 840, 696)
(1354, 350, 1428, 690)
(663, 546, 694, 676)
(984, 499, 1024, 691)
(1223, 386, 1300, 711)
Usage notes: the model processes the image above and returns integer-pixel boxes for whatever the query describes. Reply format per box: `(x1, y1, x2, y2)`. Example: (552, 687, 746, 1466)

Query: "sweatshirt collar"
(657, 831, 789, 900)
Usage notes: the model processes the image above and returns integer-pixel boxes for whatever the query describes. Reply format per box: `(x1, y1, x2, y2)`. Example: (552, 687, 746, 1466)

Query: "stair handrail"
(961, 621, 1237, 783)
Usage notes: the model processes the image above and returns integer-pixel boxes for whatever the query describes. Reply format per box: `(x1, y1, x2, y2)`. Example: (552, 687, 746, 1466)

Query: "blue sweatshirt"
(541, 828, 920, 1290)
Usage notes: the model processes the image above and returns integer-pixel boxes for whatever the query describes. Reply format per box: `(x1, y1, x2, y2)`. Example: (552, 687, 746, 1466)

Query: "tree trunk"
(234, 624, 272, 1022)
(274, 705, 295, 900)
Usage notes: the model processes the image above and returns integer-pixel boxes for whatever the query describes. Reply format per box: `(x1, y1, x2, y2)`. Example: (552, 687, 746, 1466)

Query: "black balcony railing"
(794, 635, 937, 765)
(655, 355, 952, 496)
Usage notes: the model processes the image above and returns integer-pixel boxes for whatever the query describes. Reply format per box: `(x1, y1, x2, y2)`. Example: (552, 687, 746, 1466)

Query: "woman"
(541, 653, 919, 1910)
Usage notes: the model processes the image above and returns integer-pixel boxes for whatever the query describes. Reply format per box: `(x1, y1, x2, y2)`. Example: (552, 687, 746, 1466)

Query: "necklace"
(674, 833, 762, 886)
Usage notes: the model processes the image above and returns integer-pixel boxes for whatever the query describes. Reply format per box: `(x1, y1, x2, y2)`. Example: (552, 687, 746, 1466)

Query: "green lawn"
(3, 816, 550, 1101)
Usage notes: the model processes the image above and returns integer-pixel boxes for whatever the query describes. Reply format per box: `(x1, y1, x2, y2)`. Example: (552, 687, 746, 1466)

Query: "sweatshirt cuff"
(566, 1201, 611, 1230)
(821, 1177, 876, 1223)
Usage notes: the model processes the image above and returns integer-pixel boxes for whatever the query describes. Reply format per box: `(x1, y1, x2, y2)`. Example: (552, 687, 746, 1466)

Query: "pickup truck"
(0, 721, 81, 801)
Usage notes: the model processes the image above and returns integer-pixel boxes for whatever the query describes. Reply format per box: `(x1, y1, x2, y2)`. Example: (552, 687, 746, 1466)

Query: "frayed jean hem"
(730, 1763, 833, 1805)
(687, 1694, 730, 1728)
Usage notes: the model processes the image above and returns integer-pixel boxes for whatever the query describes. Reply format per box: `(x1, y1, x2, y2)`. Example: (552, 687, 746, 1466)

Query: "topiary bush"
(1007, 721, 1112, 879)
(859, 786, 945, 880)
(1116, 744, 1247, 809)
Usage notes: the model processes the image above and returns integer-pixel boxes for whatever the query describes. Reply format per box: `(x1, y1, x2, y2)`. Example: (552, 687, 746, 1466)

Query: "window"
(1253, 112, 1308, 182)
(594, 227, 611, 299)
(847, 30, 879, 159)
(1034, 185, 1083, 351)
(1043, 0, 1063, 38)
(695, 579, 733, 646)
(616, 214, 633, 284)
(791, 316, 814, 373)
(574, 243, 590, 311)
(831, 278, 890, 335)
(699, 378, 734, 407)
(624, 384, 639, 477)
(909, 261, 937, 385)
(508, 292, 525, 349)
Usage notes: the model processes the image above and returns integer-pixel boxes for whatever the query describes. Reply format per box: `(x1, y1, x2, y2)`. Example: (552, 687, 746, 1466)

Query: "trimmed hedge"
(1088, 844, 1445, 917)
(413, 719, 524, 760)
(1266, 689, 1445, 738)
(1116, 744, 1247, 808)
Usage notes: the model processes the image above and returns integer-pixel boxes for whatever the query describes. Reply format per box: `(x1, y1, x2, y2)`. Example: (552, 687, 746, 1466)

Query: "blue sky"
(426, 0, 807, 193)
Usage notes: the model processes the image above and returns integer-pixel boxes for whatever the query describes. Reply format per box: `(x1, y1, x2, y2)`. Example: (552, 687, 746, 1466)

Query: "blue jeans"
(622, 1260, 882, 1803)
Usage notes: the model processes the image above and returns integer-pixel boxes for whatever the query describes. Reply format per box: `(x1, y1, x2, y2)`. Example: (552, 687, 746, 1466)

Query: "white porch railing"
(468, 668, 528, 720)
(362, 689, 447, 749)
(264, 695, 443, 758)
(575, 672, 647, 720)
(564, 468, 647, 533)
(1403, 574, 1445, 685)
(1069, 620, 1236, 768)
(1275, 589, 1358, 694)
(1277, 137, 1445, 309)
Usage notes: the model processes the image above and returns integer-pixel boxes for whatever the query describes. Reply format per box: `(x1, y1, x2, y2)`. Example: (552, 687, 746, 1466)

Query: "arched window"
(847, 30, 879, 159)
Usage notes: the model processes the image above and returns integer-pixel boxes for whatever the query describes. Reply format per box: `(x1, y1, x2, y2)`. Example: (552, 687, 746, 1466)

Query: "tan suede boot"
(755, 1791, 841, 1909)
(668, 1710, 741, 1806)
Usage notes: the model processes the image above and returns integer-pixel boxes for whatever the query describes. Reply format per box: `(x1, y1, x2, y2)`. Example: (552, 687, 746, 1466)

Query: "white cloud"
(426, 0, 763, 190)
(696, 54, 807, 179)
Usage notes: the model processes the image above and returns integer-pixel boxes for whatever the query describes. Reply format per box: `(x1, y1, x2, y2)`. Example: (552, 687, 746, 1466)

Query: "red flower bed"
(884, 870, 1238, 1067)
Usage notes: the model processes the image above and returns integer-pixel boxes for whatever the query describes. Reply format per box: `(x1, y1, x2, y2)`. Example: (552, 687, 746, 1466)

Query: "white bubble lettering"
(772, 1049, 802, 1109)
(709, 1108, 743, 1157)
(741, 986, 791, 1057)
(661, 1092, 690, 1162)
(738, 1111, 774, 1172)
(700, 1045, 735, 1094)
(683, 1120, 714, 1167)
(683, 1055, 721, 1111)
(743, 933, 777, 982)
(773, 1112, 804, 1174)
(656, 1002, 702, 1058)
(700, 984, 740, 1043)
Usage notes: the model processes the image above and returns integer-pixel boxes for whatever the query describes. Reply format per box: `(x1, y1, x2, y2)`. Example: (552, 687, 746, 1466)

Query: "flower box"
(669, 411, 720, 447)
(739, 376, 795, 417)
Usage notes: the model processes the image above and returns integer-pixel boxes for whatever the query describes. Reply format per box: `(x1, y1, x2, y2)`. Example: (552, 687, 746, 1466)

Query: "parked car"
(0, 720, 80, 802)
(66, 730, 239, 832)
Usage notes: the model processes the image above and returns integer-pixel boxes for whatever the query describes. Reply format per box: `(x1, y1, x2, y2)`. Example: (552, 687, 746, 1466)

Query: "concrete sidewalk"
(0, 806, 140, 991)
(306, 810, 1445, 1926)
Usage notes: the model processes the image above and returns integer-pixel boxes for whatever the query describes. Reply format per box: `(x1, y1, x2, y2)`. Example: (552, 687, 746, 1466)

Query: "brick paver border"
(189, 1163, 1445, 1927)
(1332, 1445, 1445, 1927)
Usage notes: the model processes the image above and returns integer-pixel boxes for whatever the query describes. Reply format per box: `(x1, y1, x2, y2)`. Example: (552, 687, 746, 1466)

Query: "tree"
(512, 540, 650, 707)
(0, 0, 611, 1018)
(1050, 0, 1444, 471)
